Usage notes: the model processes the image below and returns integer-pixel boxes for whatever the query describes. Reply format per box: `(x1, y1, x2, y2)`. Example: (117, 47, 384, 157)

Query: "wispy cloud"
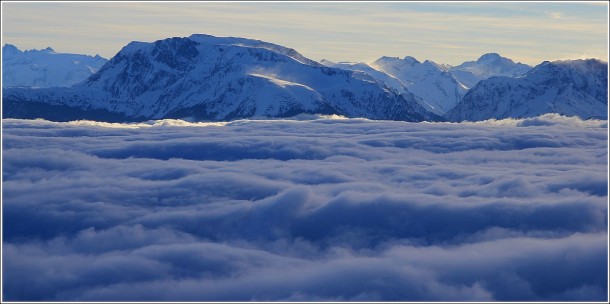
(1, 2, 607, 70)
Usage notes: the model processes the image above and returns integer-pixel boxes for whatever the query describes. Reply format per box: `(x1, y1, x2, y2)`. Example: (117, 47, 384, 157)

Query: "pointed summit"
(373, 56, 400, 66)
(2, 44, 21, 56)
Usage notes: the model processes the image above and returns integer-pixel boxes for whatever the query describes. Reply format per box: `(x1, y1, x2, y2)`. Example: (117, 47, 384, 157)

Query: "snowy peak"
(447, 59, 608, 121)
(2, 44, 108, 88)
(449, 53, 532, 89)
(403, 56, 420, 65)
(372, 56, 401, 67)
(371, 55, 466, 115)
(476, 52, 502, 63)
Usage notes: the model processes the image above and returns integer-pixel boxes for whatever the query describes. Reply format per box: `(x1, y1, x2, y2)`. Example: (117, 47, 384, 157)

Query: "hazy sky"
(1, 1, 608, 66)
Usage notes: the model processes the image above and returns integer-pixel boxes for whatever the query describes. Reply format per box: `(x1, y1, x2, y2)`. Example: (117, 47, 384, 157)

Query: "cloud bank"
(2, 115, 608, 301)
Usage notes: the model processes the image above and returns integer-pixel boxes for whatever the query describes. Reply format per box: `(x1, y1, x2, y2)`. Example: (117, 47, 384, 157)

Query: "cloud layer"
(2, 114, 608, 301)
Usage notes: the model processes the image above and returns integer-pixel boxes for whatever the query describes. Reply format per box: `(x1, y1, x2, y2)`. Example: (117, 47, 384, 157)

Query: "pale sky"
(1, 1, 608, 66)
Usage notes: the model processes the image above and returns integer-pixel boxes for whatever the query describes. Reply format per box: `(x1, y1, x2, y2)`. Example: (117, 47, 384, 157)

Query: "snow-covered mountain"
(2, 44, 107, 88)
(319, 59, 407, 94)
(447, 59, 608, 122)
(449, 53, 532, 89)
(369, 56, 467, 115)
(3, 35, 441, 122)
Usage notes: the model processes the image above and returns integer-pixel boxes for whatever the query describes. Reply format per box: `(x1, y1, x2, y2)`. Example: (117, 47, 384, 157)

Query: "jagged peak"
(2, 44, 21, 56)
(403, 56, 420, 65)
(422, 59, 437, 67)
(3, 43, 20, 51)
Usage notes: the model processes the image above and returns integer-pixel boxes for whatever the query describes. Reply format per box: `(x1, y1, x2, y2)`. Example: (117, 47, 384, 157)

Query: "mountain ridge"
(2, 36, 607, 122)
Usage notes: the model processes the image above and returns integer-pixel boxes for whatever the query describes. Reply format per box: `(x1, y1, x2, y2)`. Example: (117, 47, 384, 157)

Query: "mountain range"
(2, 34, 607, 122)
(448, 59, 608, 121)
(2, 44, 107, 88)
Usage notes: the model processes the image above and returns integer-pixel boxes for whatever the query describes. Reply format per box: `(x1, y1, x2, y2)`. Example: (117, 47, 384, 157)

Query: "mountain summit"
(476, 52, 502, 63)
(449, 53, 532, 89)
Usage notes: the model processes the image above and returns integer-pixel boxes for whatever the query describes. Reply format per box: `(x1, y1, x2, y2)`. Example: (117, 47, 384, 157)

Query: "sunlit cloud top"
(1, 1, 608, 66)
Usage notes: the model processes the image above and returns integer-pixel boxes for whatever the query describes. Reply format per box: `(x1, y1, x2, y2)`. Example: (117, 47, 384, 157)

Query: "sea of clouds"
(2, 114, 608, 301)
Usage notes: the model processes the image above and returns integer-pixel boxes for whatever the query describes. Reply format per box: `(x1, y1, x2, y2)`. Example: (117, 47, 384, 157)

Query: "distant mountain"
(449, 53, 532, 89)
(370, 56, 467, 115)
(3, 35, 442, 122)
(2, 44, 107, 88)
(447, 59, 608, 122)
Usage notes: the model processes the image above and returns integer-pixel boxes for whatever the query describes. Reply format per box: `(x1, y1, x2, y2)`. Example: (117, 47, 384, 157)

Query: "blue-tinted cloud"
(2, 114, 608, 301)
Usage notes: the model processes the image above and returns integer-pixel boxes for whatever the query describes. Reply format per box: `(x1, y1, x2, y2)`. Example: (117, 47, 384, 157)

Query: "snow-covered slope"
(2, 44, 107, 88)
(447, 59, 608, 121)
(319, 59, 407, 94)
(370, 56, 467, 115)
(449, 53, 531, 89)
(3, 35, 441, 122)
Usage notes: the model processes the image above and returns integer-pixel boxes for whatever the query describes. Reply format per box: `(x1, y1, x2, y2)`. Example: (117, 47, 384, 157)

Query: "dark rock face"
(152, 37, 200, 70)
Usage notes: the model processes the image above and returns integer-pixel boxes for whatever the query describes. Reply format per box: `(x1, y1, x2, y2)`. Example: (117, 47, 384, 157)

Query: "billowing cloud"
(2, 114, 607, 301)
